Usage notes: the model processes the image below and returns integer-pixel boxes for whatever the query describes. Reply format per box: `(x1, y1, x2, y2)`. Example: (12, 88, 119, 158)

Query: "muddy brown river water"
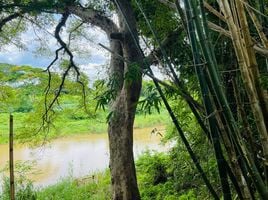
(0, 126, 168, 187)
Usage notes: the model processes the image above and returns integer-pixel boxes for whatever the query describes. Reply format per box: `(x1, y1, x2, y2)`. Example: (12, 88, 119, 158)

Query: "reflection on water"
(0, 127, 168, 187)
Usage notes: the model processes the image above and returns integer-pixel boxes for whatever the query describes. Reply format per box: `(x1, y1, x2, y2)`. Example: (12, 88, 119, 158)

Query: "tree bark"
(108, 89, 141, 200)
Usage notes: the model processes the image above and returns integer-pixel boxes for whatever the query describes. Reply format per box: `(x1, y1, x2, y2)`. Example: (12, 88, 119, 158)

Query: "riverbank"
(0, 127, 178, 199)
(0, 126, 168, 188)
(0, 152, 199, 200)
(0, 110, 169, 144)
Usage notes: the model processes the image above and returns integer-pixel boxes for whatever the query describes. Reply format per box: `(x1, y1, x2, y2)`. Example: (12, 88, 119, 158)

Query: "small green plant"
(0, 161, 37, 200)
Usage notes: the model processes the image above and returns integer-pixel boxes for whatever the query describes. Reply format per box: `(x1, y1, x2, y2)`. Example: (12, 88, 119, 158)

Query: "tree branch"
(67, 5, 119, 35)
(207, 21, 268, 57)
(203, 1, 225, 22)
(43, 11, 86, 125)
(0, 12, 23, 31)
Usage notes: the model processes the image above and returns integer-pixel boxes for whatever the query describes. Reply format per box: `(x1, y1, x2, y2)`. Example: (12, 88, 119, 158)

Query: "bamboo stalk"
(191, 0, 238, 138)
(176, 4, 247, 198)
(160, 0, 268, 58)
(9, 114, 15, 200)
(221, 0, 268, 130)
(203, 1, 226, 22)
(148, 68, 220, 200)
(206, 21, 268, 57)
(235, 0, 257, 81)
(245, 4, 268, 125)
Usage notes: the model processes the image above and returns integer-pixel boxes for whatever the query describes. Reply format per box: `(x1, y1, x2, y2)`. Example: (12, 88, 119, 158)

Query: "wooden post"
(9, 114, 15, 200)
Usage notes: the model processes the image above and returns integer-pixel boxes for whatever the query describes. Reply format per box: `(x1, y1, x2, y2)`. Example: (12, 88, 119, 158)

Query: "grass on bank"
(0, 170, 111, 200)
(36, 171, 111, 200)
(0, 110, 169, 144)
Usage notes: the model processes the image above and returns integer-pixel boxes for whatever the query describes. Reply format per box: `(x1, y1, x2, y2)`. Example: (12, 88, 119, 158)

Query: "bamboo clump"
(217, 0, 268, 173)
(130, 0, 268, 199)
(184, 0, 268, 199)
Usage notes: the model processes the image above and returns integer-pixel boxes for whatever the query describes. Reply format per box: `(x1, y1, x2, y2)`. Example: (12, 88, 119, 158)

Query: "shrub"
(0, 177, 37, 200)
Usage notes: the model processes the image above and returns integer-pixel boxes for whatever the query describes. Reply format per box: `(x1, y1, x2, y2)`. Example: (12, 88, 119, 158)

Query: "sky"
(0, 15, 164, 83)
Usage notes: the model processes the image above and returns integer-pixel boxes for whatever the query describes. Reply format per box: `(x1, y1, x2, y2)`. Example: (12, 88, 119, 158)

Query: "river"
(0, 126, 168, 188)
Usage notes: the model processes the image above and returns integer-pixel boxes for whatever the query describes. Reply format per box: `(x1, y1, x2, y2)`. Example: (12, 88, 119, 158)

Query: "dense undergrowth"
(0, 150, 217, 199)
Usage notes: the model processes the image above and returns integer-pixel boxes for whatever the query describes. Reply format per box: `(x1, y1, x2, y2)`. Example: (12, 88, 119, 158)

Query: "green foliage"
(125, 62, 142, 85)
(136, 151, 201, 200)
(0, 63, 95, 143)
(0, 106, 168, 145)
(135, 89, 219, 199)
(0, 14, 27, 48)
(14, 94, 33, 113)
(0, 95, 168, 144)
(132, 0, 198, 93)
(162, 94, 201, 142)
(138, 81, 162, 114)
(93, 79, 116, 111)
(137, 151, 168, 186)
(132, 0, 177, 41)
(136, 144, 218, 199)
(177, 190, 197, 200)
(0, 170, 110, 200)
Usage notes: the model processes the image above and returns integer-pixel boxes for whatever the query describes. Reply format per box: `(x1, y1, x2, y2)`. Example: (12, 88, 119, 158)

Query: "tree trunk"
(70, 1, 142, 198)
(107, 1, 142, 199)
